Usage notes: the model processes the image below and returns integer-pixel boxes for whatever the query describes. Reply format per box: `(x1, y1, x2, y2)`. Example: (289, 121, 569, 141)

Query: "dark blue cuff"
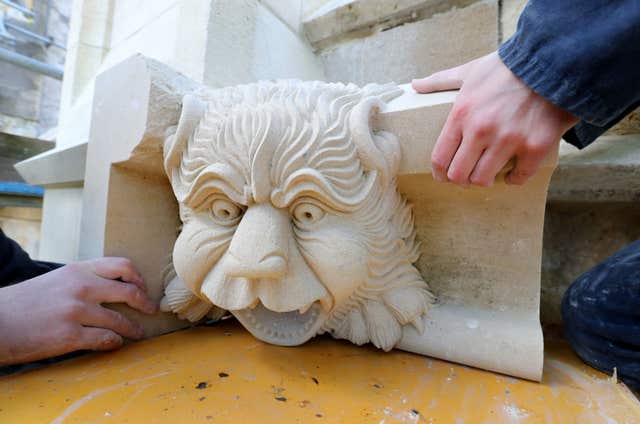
(499, 37, 617, 128)
(497, 0, 640, 149)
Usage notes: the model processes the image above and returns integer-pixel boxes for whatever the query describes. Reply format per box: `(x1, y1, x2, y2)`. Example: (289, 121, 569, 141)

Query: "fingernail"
(433, 174, 444, 183)
(102, 334, 122, 348)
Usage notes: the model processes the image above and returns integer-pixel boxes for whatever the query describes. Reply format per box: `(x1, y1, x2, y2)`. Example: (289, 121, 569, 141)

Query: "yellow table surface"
(1, 319, 638, 423)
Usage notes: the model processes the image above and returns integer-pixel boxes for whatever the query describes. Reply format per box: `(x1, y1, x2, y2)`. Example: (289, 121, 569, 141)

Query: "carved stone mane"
(161, 80, 434, 351)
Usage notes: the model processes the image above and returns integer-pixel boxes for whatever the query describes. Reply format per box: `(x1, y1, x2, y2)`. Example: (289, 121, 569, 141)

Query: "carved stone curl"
(160, 80, 434, 351)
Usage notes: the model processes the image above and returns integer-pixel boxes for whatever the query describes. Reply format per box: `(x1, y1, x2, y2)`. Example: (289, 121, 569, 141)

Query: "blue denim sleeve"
(498, 0, 640, 149)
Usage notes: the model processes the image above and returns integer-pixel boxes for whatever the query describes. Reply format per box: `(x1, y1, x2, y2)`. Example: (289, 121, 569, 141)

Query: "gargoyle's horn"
(349, 97, 400, 187)
(164, 94, 206, 178)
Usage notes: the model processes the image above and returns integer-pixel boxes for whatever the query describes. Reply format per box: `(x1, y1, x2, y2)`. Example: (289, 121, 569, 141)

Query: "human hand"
(0, 257, 158, 365)
(412, 52, 578, 186)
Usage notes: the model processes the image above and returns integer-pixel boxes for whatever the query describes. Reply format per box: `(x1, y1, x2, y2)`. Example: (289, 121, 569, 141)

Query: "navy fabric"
(0, 228, 62, 287)
(562, 241, 640, 392)
(499, 0, 640, 149)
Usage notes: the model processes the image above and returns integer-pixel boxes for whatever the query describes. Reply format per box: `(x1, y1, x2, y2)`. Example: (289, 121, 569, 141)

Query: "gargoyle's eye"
(293, 203, 325, 225)
(210, 198, 243, 223)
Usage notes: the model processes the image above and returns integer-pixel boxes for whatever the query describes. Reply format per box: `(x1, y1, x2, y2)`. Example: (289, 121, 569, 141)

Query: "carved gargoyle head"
(161, 80, 433, 351)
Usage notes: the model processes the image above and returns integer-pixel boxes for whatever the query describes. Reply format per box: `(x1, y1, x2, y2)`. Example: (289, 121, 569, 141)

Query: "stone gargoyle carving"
(160, 80, 434, 351)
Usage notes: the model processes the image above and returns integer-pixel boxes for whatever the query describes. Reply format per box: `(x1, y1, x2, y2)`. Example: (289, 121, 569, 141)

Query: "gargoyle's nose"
(225, 203, 289, 280)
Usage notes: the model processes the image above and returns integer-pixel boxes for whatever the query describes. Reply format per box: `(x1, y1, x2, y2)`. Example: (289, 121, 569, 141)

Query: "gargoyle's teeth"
(298, 303, 313, 314)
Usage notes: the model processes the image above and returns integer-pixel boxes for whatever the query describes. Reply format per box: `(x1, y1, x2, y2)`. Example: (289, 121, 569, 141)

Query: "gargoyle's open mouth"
(232, 300, 329, 346)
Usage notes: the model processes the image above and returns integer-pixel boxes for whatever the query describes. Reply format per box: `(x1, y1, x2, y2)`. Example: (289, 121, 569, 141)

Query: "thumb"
(412, 63, 468, 93)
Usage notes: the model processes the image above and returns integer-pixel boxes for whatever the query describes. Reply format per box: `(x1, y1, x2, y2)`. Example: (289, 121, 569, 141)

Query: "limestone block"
(379, 88, 553, 381)
(109, 0, 181, 47)
(260, 0, 303, 33)
(102, 3, 184, 75)
(303, 0, 482, 48)
(608, 107, 640, 136)
(15, 143, 86, 186)
(82, 56, 554, 381)
(303, 0, 339, 20)
(500, 0, 527, 41)
(38, 187, 83, 263)
(549, 135, 640, 202)
(318, 0, 498, 85)
(202, 1, 324, 88)
(79, 55, 198, 335)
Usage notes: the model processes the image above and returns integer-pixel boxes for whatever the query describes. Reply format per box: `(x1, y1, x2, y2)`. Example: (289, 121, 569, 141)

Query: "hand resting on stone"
(0, 257, 157, 366)
(412, 51, 578, 187)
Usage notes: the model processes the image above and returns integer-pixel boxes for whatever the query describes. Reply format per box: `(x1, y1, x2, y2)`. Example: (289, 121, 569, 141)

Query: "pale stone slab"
(79, 56, 551, 381)
(202, 1, 323, 88)
(607, 107, 640, 136)
(303, 0, 485, 48)
(14, 143, 87, 186)
(378, 85, 552, 380)
(39, 187, 83, 263)
(260, 0, 304, 33)
(318, 0, 498, 85)
(549, 135, 640, 202)
(79, 55, 197, 335)
(500, 0, 528, 41)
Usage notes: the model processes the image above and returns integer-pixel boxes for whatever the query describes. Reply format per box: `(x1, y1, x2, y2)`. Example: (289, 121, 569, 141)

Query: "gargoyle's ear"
(349, 97, 401, 187)
(164, 94, 206, 179)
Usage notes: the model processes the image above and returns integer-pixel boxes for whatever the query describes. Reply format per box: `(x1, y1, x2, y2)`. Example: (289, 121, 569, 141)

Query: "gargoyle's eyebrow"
(182, 163, 249, 209)
(271, 167, 376, 212)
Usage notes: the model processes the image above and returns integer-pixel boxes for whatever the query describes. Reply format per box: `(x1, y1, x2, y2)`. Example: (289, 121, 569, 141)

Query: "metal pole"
(5, 21, 65, 49)
(0, 47, 63, 79)
(0, 0, 35, 18)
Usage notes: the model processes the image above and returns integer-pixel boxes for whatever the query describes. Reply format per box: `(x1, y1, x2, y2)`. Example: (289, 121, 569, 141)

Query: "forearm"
(499, 0, 640, 148)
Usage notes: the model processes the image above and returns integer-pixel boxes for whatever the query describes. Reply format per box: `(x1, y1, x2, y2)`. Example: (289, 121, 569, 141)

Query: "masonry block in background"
(316, 0, 497, 85)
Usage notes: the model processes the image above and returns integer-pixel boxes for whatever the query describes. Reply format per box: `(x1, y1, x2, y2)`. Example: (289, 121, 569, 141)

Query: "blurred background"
(0, 0, 69, 255)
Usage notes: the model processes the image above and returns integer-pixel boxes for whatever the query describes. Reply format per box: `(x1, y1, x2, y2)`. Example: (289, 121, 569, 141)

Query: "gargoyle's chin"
(232, 301, 329, 346)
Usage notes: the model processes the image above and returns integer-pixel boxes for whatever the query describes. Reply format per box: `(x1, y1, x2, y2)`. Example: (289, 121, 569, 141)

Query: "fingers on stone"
(77, 327, 124, 351)
(83, 305, 145, 340)
(469, 141, 518, 187)
(447, 134, 487, 186)
(506, 145, 548, 185)
(431, 112, 463, 182)
(412, 65, 466, 93)
(97, 280, 158, 314)
(91, 257, 146, 289)
(61, 300, 88, 322)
